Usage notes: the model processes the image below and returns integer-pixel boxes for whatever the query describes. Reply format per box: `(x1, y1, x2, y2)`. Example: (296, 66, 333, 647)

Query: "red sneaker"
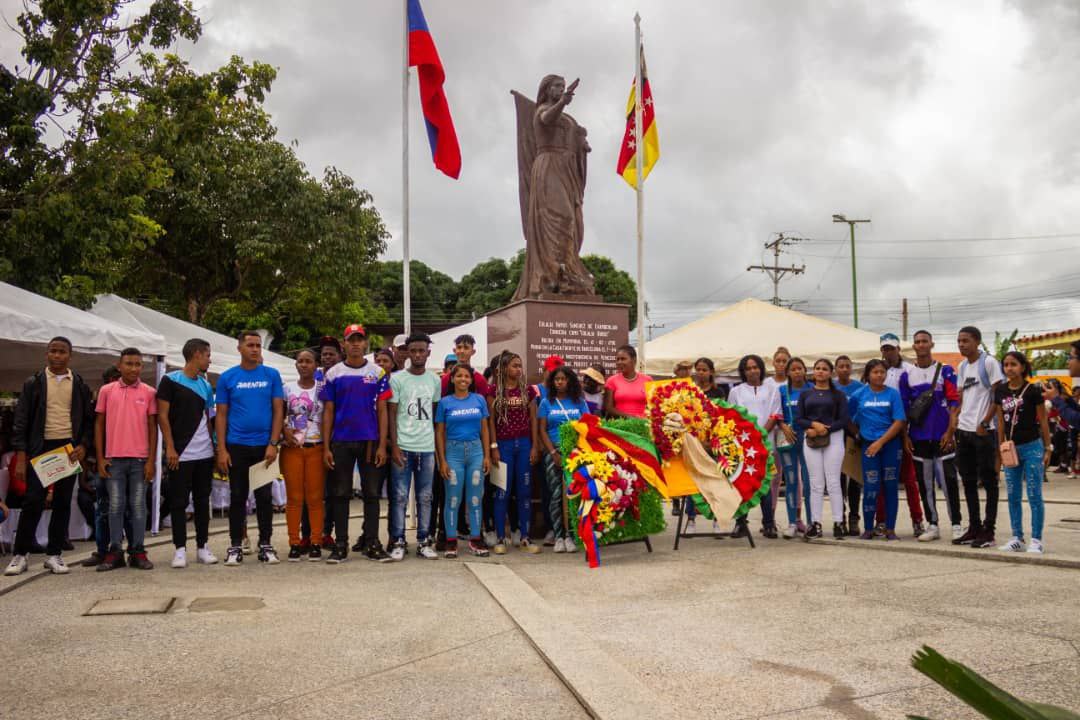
(130, 552, 154, 570)
(96, 552, 125, 572)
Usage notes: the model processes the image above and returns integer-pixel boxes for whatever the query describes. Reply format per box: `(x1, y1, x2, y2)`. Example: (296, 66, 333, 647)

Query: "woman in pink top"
(603, 345, 653, 418)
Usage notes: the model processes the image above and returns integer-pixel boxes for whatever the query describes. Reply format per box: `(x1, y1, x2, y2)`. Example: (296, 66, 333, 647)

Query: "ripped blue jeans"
(444, 439, 485, 541)
(1003, 438, 1045, 541)
(861, 437, 901, 531)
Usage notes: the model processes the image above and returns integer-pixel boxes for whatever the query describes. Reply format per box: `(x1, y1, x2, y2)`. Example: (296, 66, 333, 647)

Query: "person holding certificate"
(95, 348, 158, 571)
(5, 337, 95, 577)
(216, 331, 285, 567)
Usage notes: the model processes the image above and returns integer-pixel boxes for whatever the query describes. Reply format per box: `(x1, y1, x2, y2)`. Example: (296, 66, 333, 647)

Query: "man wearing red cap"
(320, 324, 391, 563)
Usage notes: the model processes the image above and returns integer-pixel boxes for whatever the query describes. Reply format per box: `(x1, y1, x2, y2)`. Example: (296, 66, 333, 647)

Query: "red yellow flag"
(616, 45, 659, 188)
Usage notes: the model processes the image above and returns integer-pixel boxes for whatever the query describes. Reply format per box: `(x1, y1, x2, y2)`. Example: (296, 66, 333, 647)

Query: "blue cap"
(444, 353, 458, 364)
(879, 332, 901, 349)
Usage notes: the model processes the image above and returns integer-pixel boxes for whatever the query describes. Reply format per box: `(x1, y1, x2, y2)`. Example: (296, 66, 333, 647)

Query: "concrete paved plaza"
(2, 483, 1078, 720)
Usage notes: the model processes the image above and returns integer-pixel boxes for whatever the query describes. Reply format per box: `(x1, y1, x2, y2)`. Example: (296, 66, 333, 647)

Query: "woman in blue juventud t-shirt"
(848, 359, 907, 541)
(435, 364, 492, 559)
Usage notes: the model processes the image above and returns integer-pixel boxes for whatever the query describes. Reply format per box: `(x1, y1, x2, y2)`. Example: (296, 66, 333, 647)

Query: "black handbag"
(806, 432, 830, 449)
(907, 363, 942, 426)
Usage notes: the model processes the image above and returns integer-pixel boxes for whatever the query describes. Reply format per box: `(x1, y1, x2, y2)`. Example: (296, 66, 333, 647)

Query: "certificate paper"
(248, 456, 280, 491)
(30, 444, 83, 487)
(490, 461, 508, 491)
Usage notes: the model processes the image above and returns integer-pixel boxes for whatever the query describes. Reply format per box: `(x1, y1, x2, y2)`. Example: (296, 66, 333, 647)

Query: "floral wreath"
(566, 448, 648, 567)
(647, 380, 773, 515)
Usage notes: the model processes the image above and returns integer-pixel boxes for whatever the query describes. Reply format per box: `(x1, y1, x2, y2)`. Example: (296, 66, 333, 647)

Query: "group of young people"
(723, 328, 1075, 555)
(2, 328, 657, 575)
(5, 324, 1077, 577)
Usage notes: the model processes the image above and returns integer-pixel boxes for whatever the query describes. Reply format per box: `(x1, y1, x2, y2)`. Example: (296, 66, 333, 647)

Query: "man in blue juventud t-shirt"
(216, 331, 285, 566)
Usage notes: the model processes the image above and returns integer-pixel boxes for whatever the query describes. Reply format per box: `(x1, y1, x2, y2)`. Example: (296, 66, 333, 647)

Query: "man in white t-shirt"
(953, 326, 1004, 549)
(880, 333, 925, 536)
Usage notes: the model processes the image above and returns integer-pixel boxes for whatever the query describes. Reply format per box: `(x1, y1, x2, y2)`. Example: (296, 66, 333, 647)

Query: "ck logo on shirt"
(408, 399, 431, 421)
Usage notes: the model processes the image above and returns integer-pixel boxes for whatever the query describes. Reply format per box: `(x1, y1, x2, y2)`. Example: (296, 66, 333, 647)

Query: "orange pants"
(281, 444, 326, 546)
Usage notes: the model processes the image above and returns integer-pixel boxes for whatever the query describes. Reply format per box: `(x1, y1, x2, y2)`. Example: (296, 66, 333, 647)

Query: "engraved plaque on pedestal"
(486, 299, 630, 383)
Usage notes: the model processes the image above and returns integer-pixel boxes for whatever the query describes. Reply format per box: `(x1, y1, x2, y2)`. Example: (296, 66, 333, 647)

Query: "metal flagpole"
(402, 0, 412, 335)
(634, 13, 646, 371)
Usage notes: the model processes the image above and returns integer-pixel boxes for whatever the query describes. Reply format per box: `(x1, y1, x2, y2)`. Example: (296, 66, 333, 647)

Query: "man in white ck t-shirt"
(953, 326, 1004, 549)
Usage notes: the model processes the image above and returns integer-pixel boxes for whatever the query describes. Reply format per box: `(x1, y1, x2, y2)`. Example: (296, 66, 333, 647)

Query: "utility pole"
(832, 213, 871, 328)
(902, 297, 908, 341)
(746, 233, 806, 306)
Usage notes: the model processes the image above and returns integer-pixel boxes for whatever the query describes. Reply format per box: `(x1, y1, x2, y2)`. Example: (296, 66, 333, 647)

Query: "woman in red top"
(603, 345, 653, 418)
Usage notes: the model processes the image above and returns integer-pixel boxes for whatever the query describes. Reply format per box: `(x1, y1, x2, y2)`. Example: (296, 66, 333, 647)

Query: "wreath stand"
(672, 497, 755, 551)
(565, 487, 653, 563)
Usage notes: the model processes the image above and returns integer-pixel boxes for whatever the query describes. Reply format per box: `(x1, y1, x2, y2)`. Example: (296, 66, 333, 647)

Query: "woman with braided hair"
(486, 352, 542, 554)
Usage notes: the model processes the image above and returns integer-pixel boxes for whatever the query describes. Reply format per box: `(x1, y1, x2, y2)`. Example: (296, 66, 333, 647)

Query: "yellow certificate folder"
(30, 444, 83, 487)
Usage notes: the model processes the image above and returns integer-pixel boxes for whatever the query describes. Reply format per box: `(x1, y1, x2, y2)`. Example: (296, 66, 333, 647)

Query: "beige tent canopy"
(644, 298, 900, 375)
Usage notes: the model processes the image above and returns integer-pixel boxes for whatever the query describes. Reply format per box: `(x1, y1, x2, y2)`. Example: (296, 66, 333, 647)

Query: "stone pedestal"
(486, 298, 630, 383)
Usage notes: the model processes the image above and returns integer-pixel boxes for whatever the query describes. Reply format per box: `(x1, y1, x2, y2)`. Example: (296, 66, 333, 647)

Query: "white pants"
(804, 430, 845, 524)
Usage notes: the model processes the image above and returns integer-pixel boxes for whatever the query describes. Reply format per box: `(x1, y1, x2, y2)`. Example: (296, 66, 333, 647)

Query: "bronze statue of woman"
(511, 75, 596, 301)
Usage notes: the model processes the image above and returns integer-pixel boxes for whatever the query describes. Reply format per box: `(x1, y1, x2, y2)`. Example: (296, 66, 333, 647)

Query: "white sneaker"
(43, 555, 69, 574)
(782, 524, 798, 539)
(918, 525, 940, 542)
(389, 542, 406, 562)
(1026, 539, 1044, 555)
(483, 531, 498, 547)
(951, 524, 964, 541)
(4, 555, 27, 576)
(684, 519, 697, 535)
(564, 538, 578, 553)
(543, 530, 556, 547)
(998, 537, 1025, 552)
(553, 537, 567, 553)
(171, 548, 187, 569)
(519, 538, 541, 554)
(224, 546, 243, 566)
(418, 542, 438, 559)
(197, 547, 218, 565)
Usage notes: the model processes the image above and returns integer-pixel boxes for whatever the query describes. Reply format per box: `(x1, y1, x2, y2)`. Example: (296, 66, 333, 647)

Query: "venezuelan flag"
(408, 0, 461, 179)
(615, 44, 659, 189)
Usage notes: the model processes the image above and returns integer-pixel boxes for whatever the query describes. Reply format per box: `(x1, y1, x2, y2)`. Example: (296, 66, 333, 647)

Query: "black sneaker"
(833, 522, 846, 540)
(351, 538, 366, 553)
(287, 545, 303, 562)
(364, 542, 392, 563)
(952, 525, 980, 545)
(971, 529, 995, 549)
(846, 518, 861, 537)
(326, 544, 348, 564)
(257, 545, 280, 564)
(804, 522, 822, 540)
(224, 546, 243, 566)
(730, 519, 750, 538)
(762, 525, 779, 539)
(308, 545, 322, 561)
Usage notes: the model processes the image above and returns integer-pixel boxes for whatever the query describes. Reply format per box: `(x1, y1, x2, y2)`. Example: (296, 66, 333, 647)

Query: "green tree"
(1, 1, 201, 297)
(455, 257, 515, 318)
(368, 260, 461, 324)
(581, 254, 638, 327)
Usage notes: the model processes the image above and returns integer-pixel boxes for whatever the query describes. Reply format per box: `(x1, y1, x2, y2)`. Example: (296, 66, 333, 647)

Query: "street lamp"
(832, 213, 870, 328)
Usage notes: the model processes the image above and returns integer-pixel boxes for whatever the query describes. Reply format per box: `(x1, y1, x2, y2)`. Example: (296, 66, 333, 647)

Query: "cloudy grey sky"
(6, 0, 1080, 342)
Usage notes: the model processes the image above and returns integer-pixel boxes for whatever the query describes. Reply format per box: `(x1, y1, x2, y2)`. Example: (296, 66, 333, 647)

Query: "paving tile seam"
(466, 561, 675, 720)
(217, 627, 517, 720)
(807, 537, 1080, 570)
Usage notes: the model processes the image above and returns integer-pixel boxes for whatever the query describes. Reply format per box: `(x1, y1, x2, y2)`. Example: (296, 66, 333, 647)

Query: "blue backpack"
(959, 351, 992, 390)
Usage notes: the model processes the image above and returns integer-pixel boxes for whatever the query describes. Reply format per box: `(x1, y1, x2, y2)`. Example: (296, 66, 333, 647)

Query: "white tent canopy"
(643, 298, 900, 376)
(90, 294, 298, 384)
(0, 282, 167, 391)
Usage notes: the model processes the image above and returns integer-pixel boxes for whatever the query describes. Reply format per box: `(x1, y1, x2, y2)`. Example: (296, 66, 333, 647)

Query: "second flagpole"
(402, 0, 412, 335)
(634, 13, 646, 370)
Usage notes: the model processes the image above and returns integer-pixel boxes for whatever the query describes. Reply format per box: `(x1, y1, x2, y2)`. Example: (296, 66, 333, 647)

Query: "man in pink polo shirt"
(95, 348, 158, 571)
